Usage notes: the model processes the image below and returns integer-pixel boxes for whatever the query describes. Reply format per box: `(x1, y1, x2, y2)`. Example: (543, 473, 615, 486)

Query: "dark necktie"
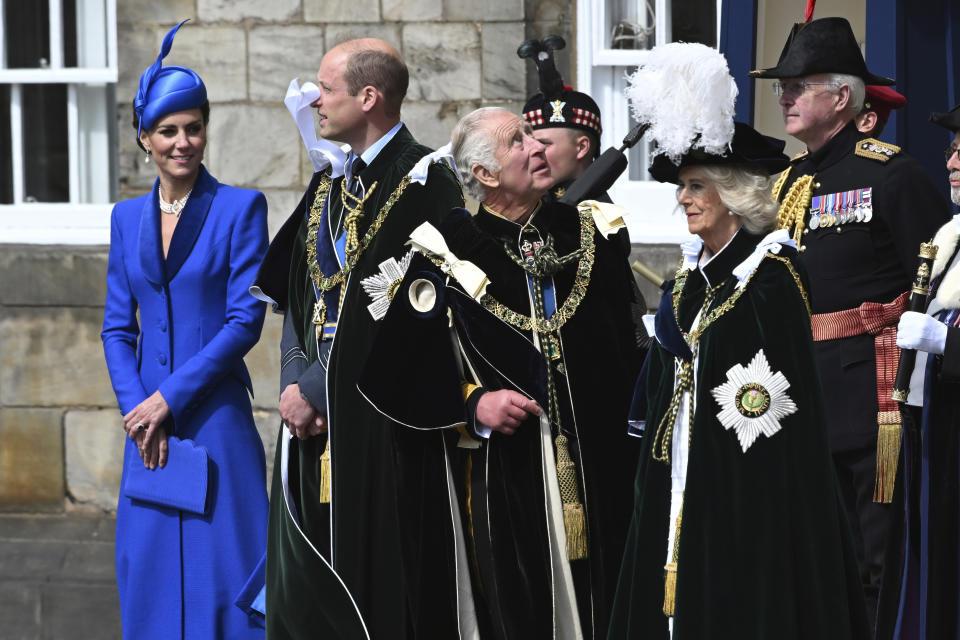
(349, 157, 366, 197)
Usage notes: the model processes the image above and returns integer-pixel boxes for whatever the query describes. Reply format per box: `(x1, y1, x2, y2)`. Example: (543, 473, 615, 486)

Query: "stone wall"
(0, 1, 681, 513)
(0, 0, 575, 513)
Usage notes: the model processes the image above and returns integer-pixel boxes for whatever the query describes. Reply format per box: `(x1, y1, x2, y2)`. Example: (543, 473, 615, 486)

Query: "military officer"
(750, 16, 950, 632)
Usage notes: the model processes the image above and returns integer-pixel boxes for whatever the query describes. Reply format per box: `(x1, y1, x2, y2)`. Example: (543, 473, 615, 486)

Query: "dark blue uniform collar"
(794, 120, 861, 173)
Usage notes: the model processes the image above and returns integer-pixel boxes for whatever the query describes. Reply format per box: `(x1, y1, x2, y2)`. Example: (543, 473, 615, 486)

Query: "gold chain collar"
(305, 172, 413, 332)
(479, 207, 596, 333)
(306, 173, 413, 293)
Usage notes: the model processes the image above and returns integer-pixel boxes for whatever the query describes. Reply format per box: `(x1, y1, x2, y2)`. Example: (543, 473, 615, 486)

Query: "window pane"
(606, 0, 655, 50)
(4, 1, 50, 69)
(672, 0, 716, 47)
(73, 0, 109, 68)
(22, 85, 69, 202)
(0, 85, 10, 204)
(64, 0, 78, 68)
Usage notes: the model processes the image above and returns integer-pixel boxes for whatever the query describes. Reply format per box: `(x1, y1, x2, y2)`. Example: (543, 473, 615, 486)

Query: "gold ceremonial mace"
(892, 242, 939, 403)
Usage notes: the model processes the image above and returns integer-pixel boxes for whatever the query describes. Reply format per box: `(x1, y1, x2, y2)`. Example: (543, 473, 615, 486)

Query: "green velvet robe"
(264, 126, 465, 639)
(607, 229, 870, 639)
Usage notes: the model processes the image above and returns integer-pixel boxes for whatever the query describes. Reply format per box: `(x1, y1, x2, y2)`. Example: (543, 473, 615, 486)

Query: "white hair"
(828, 73, 865, 116)
(694, 165, 779, 234)
(451, 107, 507, 201)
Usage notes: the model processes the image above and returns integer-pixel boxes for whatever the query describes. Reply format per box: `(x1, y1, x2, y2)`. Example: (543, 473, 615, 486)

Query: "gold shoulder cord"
(773, 171, 815, 245)
(305, 174, 413, 333)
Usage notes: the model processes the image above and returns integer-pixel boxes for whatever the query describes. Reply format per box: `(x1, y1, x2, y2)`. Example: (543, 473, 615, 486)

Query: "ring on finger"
(135, 423, 146, 432)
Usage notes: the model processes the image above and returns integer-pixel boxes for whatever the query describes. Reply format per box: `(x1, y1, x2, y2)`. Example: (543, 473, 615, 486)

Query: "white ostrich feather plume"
(625, 42, 738, 163)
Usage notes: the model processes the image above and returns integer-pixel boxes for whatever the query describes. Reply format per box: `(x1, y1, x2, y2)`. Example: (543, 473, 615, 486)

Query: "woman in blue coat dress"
(100, 21, 268, 638)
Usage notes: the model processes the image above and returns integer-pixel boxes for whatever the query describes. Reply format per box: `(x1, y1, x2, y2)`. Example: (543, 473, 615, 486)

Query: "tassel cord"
(525, 247, 589, 561)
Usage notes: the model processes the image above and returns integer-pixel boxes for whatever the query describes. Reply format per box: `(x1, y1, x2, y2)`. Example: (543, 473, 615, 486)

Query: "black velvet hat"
(519, 35, 602, 137)
(649, 122, 790, 184)
(931, 105, 960, 132)
(750, 17, 894, 86)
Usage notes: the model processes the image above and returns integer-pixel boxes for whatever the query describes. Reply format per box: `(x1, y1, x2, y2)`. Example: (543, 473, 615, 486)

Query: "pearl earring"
(144, 149, 152, 164)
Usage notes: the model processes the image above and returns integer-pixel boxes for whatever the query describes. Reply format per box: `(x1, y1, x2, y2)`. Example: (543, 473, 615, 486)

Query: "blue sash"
(314, 184, 346, 340)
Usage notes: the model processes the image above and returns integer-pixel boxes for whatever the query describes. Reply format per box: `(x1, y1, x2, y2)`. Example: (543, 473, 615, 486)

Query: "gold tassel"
(319, 442, 331, 504)
(873, 417, 901, 503)
(663, 506, 683, 616)
(554, 433, 588, 560)
(662, 562, 678, 616)
(563, 502, 588, 561)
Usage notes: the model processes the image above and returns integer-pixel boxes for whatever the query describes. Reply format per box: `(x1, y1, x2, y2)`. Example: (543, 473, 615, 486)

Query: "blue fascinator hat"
(134, 20, 207, 138)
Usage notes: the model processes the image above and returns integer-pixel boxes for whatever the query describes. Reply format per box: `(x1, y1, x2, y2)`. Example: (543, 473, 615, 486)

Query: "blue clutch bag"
(123, 435, 209, 515)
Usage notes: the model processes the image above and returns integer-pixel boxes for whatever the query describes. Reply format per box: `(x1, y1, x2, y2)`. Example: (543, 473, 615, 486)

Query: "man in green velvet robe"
(252, 39, 464, 638)
(359, 107, 644, 639)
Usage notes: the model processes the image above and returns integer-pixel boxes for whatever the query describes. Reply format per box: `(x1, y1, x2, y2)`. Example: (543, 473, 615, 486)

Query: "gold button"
(800, 245, 807, 252)
(803, 228, 809, 235)
(815, 182, 821, 188)
(836, 227, 842, 233)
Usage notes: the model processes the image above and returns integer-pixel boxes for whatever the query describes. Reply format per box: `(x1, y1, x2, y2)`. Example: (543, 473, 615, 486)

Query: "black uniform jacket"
(780, 122, 949, 451)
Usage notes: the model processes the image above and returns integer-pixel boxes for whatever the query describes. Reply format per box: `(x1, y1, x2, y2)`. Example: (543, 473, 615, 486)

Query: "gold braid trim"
(771, 167, 790, 204)
(305, 173, 413, 327)
(480, 207, 596, 334)
(773, 173, 815, 245)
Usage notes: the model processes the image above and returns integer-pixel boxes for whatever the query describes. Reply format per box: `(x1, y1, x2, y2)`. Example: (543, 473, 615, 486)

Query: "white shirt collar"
(344, 121, 403, 182)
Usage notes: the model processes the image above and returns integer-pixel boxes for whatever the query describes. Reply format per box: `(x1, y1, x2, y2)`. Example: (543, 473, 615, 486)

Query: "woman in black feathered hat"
(607, 121, 871, 639)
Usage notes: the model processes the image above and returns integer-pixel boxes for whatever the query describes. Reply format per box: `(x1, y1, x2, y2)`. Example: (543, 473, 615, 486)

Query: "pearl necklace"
(159, 188, 193, 217)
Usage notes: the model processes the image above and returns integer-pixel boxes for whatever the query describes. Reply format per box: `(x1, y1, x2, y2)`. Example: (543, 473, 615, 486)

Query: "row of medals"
(808, 191, 873, 230)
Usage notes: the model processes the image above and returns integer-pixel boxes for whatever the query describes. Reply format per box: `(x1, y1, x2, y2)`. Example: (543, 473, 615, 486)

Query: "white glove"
(896, 311, 948, 355)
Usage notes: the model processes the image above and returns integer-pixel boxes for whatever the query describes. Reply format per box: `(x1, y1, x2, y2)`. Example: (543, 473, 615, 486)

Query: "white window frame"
(577, 0, 722, 244)
(0, 0, 117, 244)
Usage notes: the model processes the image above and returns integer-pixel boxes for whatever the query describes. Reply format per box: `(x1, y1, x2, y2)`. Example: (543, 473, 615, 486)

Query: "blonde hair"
(694, 165, 779, 234)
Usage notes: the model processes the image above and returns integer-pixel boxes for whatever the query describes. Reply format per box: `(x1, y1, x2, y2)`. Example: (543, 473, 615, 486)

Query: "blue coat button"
(158, 354, 167, 365)
(159, 320, 167, 332)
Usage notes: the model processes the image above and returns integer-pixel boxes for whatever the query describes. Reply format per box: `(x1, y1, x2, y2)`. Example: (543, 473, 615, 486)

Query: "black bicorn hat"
(930, 105, 960, 132)
(649, 122, 790, 184)
(749, 17, 894, 86)
(519, 35, 602, 137)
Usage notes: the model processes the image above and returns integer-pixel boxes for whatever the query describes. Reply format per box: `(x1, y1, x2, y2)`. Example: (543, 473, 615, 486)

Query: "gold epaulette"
(855, 138, 902, 163)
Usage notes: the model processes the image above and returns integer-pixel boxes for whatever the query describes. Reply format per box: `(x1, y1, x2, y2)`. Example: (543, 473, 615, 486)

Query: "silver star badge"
(711, 349, 797, 452)
(360, 250, 414, 321)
